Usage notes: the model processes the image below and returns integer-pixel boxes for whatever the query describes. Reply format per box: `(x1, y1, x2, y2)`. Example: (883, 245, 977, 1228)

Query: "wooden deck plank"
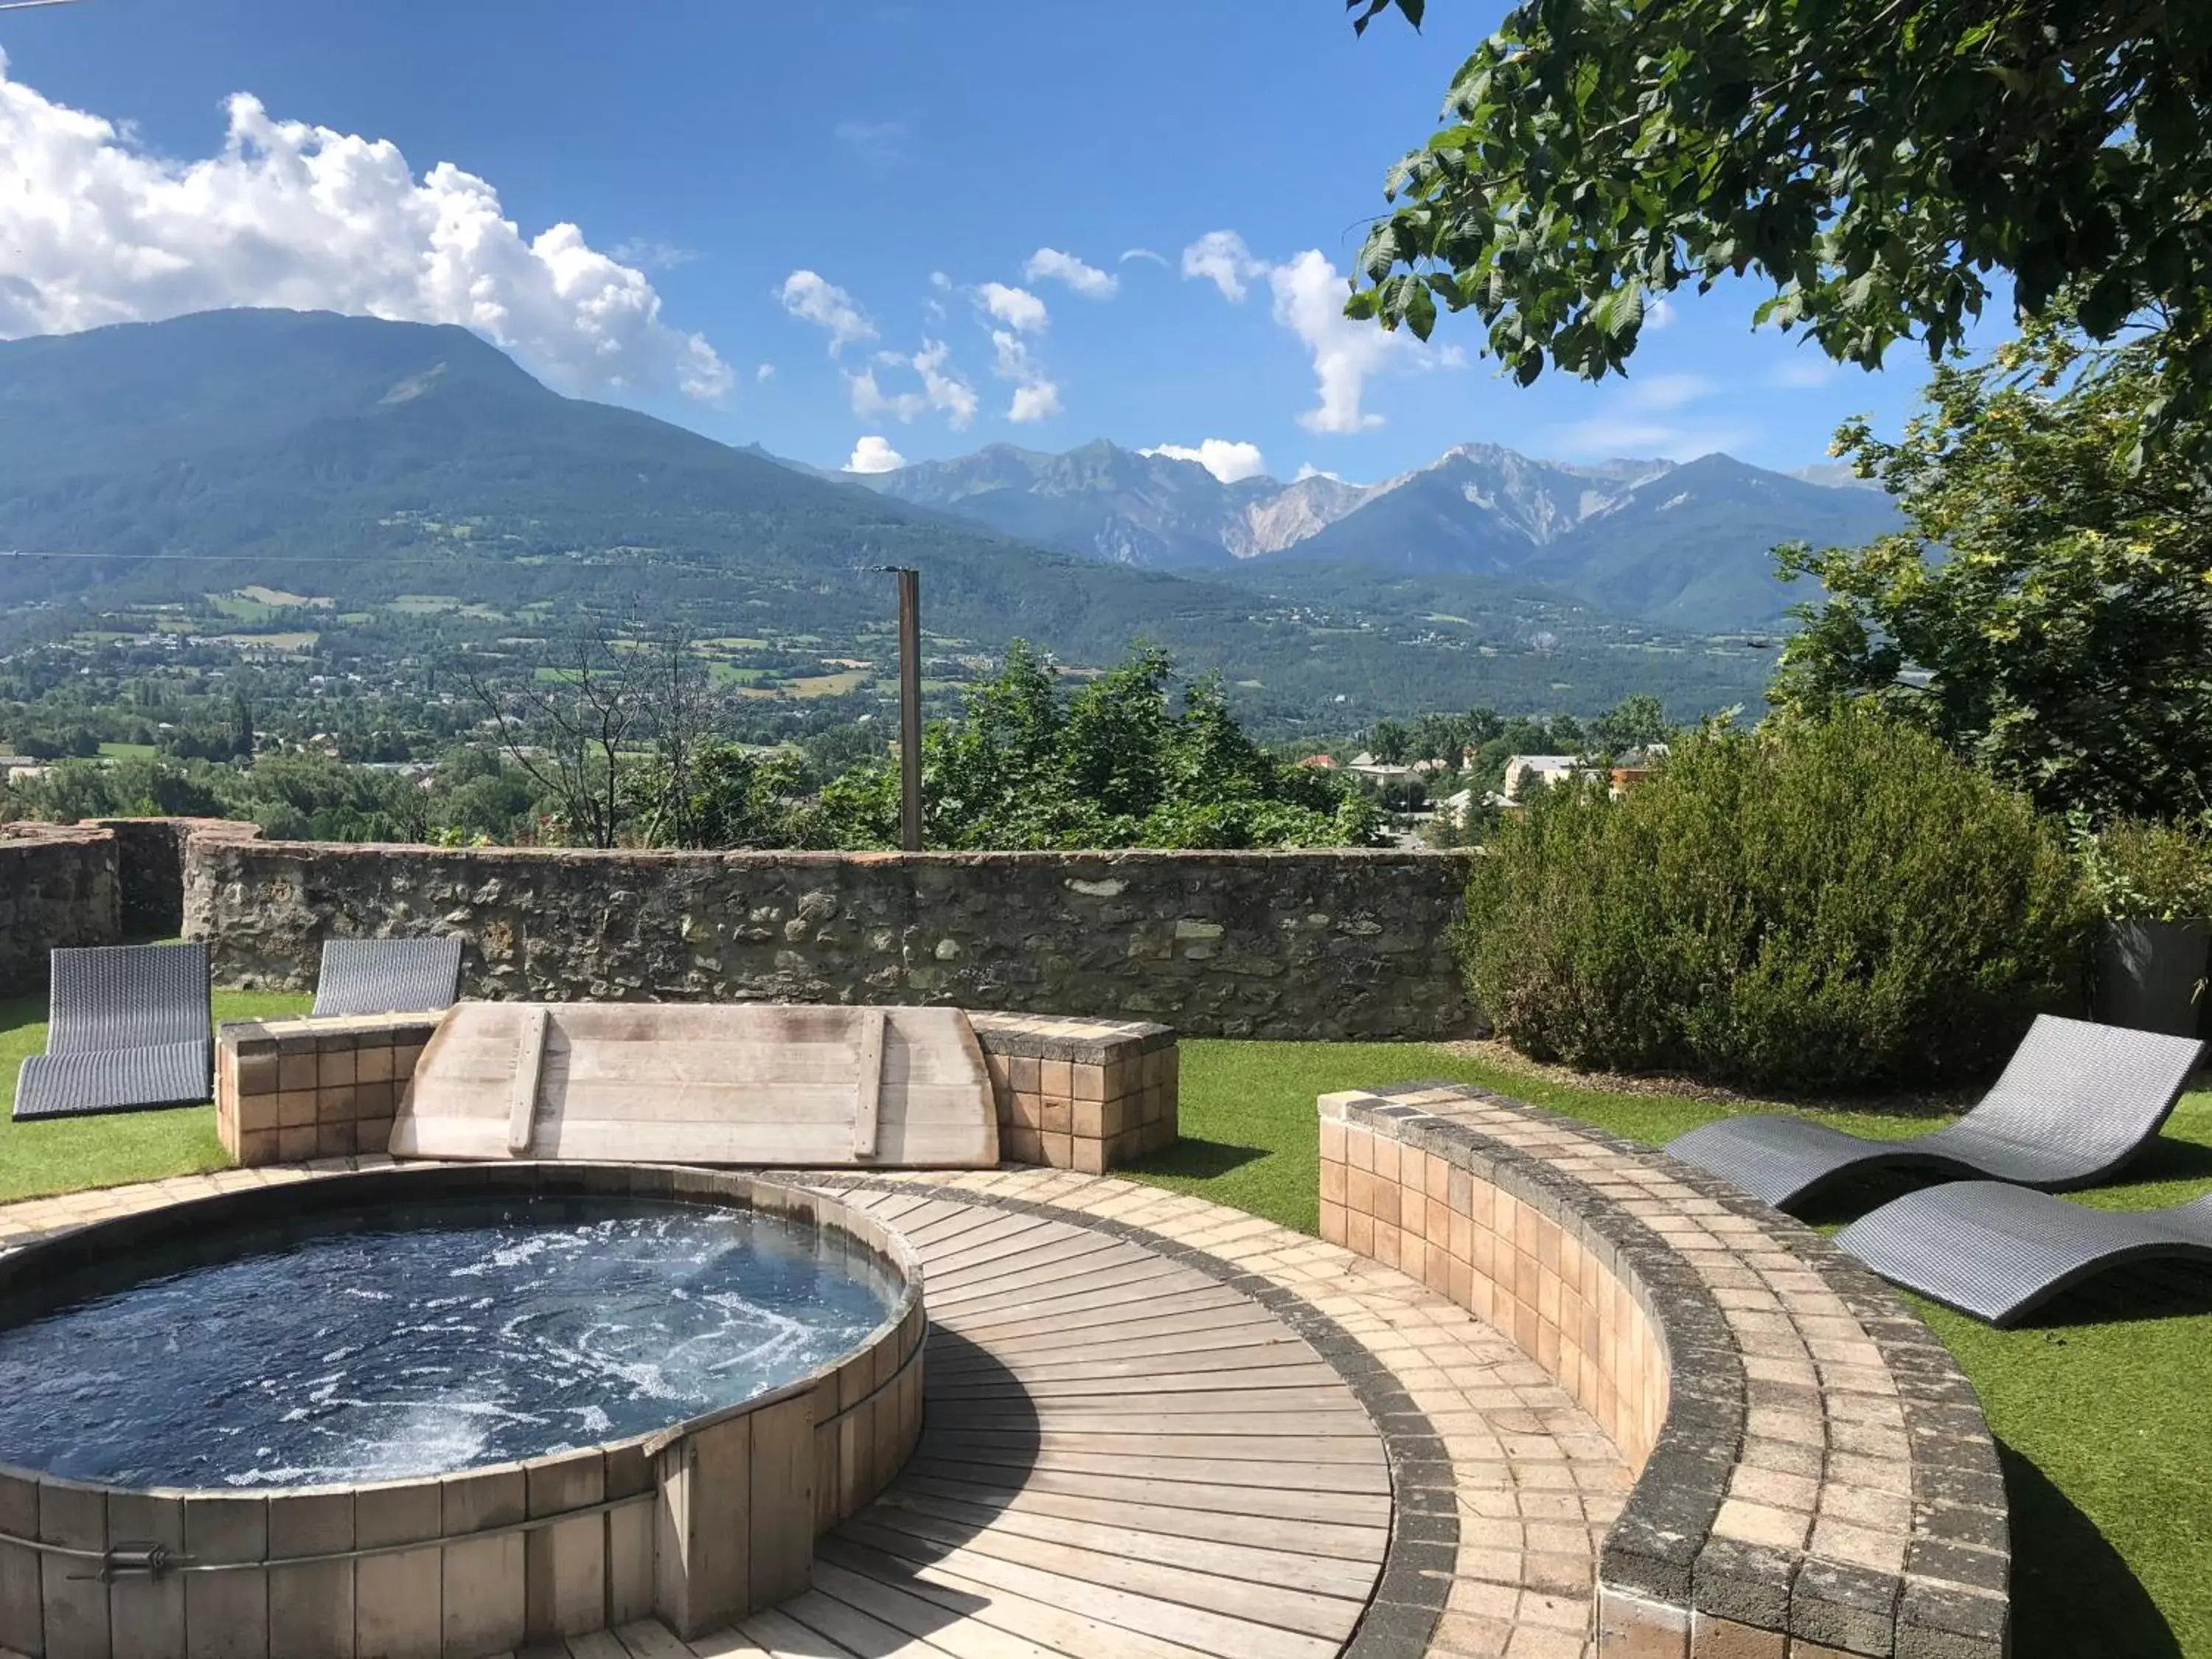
(916, 1427, 1385, 1467)
(870, 1489, 1379, 1599)
(815, 1545, 1220, 1659)
(923, 1343, 1336, 1385)
(926, 1371, 1349, 1403)
(894, 1458, 1393, 1528)
(844, 1506, 1363, 1638)
(922, 1254, 1203, 1310)
(871, 1201, 1003, 1242)
(928, 1309, 1287, 1361)
(830, 1522, 1344, 1659)
(683, 1629, 773, 1658)
(842, 1191, 945, 1223)
(932, 1284, 1265, 1324)
(925, 1407, 1379, 1441)
(905, 1216, 1069, 1275)
(902, 1441, 1393, 1495)
(888, 1207, 1033, 1251)
(919, 1245, 1166, 1308)
(889, 1475, 1386, 1562)
(776, 1587, 973, 1658)
(733, 1605, 866, 1658)
(804, 1561, 1065, 1659)
(616, 1621, 713, 1659)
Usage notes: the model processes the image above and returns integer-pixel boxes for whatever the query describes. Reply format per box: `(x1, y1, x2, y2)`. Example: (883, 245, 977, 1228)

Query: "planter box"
(2094, 918, 2210, 1037)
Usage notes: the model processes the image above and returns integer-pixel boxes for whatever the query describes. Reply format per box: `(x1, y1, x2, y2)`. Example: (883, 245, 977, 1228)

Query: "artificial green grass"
(0, 989, 310, 1204)
(1129, 1040, 2212, 1659)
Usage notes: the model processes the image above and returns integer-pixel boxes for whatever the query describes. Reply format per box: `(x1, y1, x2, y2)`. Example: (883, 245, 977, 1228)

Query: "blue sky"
(0, 0, 1952, 484)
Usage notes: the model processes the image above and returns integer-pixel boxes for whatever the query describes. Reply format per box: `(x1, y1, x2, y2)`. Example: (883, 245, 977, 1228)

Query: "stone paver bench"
(1321, 1082, 2010, 1659)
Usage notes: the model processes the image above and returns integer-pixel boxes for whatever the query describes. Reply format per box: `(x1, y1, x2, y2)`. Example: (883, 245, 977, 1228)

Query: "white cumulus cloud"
(0, 52, 731, 400)
(913, 338, 978, 426)
(1008, 381, 1062, 422)
(1023, 248, 1117, 299)
(846, 337, 975, 428)
(1184, 232, 1457, 434)
(1180, 230, 1267, 302)
(1142, 439, 1269, 484)
(990, 330, 1037, 380)
(846, 366, 917, 422)
(755, 362, 776, 382)
(1267, 250, 1400, 434)
(844, 435, 906, 473)
(977, 282, 1048, 333)
(988, 330, 1059, 423)
(779, 270, 876, 355)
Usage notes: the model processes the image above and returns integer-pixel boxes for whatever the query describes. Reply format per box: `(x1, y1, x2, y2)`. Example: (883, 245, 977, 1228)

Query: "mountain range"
(0, 307, 1879, 726)
(844, 438, 1900, 629)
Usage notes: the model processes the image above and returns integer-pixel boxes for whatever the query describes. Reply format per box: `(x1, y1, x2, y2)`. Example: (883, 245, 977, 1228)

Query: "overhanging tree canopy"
(1345, 0, 2212, 415)
(1768, 321, 2212, 822)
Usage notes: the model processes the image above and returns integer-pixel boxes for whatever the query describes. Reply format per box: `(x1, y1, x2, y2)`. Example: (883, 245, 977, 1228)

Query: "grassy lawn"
(0, 1006, 2202, 1654)
(0, 989, 309, 1204)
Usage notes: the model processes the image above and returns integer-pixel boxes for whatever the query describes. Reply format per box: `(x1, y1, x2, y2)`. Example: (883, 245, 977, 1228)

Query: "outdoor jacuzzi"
(0, 1164, 925, 1658)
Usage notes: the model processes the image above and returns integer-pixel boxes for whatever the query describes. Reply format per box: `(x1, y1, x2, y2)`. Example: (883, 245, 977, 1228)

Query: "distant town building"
(1346, 750, 1417, 783)
(1498, 745, 1669, 808)
(1500, 754, 1584, 801)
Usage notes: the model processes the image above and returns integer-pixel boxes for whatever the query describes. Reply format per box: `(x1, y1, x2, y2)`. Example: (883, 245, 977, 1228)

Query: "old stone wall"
(86, 815, 259, 938)
(184, 840, 1479, 1039)
(0, 826, 120, 996)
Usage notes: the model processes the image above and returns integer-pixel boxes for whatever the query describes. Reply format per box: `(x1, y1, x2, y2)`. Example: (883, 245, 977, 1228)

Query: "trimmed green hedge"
(1461, 707, 2088, 1091)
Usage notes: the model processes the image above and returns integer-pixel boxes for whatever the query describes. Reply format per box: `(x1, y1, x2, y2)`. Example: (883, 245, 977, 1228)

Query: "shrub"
(1460, 706, 2088, 1091)
(2076, 818, 2212, 922)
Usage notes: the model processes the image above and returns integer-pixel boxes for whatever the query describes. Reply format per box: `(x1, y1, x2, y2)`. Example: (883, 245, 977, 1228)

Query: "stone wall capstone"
(0, 826, 120, 995)
(183, 839, 1480, 1039)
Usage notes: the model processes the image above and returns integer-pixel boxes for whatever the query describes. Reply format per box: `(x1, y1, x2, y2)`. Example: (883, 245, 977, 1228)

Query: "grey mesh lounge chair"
(11, 942, 212, 1121)
(311, 936, 464, 1018)
(1666, 1015, 2205, 1211)
(1835, 1183, 2212, 1326)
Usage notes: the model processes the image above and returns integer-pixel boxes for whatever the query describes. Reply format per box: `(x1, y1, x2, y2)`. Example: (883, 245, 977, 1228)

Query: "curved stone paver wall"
(179, 835, 1477, 1038)
(1321, 1083, 2010, 1659)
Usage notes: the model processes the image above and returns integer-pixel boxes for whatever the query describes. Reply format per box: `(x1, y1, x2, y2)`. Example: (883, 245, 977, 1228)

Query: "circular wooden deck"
(0, 1163, 1630, 1659)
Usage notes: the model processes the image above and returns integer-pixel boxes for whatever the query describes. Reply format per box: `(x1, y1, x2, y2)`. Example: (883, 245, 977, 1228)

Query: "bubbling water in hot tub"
(0, 1197, 897, 1488)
